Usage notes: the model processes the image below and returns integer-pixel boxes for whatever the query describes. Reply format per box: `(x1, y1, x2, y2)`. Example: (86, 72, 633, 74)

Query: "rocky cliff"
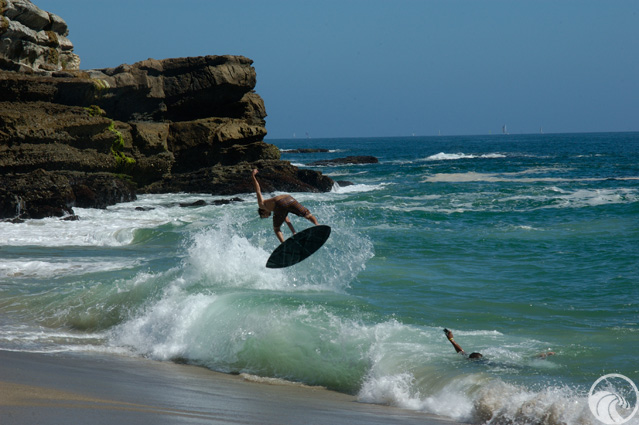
(0, 1, 333, 220)
(0, 0, 79, 73)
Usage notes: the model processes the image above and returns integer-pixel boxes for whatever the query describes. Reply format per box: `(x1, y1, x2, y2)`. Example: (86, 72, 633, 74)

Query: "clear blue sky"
(37, 1, 639, 139)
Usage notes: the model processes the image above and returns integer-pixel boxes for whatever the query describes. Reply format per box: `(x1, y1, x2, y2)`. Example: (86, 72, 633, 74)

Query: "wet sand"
(0, 350, 458, 425)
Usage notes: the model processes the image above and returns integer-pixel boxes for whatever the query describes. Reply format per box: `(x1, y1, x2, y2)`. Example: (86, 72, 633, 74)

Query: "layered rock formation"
(0, 0, 80, 72)
(0, 1, 333, 220)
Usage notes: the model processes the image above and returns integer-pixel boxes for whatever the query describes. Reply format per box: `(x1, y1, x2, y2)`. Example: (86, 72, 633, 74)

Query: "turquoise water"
(1, 132, 638, 424)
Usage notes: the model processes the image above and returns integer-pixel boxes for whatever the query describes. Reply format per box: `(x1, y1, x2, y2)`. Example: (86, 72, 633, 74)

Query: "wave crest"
(425, 152, 506, 161)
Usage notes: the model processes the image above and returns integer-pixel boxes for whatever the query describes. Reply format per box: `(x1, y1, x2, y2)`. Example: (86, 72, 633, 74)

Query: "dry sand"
(0, 350, 458, 425)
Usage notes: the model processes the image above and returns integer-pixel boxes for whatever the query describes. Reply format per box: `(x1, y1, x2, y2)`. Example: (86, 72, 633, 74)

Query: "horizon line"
(265, 129, 639, 141)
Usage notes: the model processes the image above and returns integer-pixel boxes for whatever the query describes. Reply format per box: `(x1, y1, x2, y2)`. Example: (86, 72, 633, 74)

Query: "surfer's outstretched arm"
(251, 169, 265, 207)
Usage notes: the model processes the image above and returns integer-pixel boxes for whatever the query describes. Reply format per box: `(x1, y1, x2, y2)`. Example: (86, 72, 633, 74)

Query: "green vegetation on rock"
(91, 79, 110, 91)
(84, 105, 106, 117)
(108, 122, 136, 172)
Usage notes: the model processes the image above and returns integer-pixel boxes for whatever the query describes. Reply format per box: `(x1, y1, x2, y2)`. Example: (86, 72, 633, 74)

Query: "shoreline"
(0, 350, 458, 425)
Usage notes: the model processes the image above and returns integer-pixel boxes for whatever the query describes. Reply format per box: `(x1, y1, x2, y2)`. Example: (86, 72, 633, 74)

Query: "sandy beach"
(0, 350, 457, 425)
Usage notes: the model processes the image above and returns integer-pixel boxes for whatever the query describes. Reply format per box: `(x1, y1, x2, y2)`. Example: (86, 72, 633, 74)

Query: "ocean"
(1, 132, 638, 424)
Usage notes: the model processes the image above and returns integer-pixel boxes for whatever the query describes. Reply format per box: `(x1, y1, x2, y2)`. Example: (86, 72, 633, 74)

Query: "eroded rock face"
(0, 168, 136, 219)
(0, 1, 333, 220)
(85, 55, 266, 123)
(0, 0, 80, 72)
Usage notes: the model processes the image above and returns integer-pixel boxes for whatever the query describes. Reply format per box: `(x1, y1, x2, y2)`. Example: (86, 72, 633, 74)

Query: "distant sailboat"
(540, 127, 544, 134)
(502, 125, 509, 135)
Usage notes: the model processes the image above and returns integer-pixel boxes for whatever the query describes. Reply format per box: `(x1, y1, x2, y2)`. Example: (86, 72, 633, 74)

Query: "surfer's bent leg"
(273, 225, 285, 243)
(304, 213, 318, 225)
(285, 216, 296, 235)
(284, 197, 318, 226)
(273, 213, 287, 243)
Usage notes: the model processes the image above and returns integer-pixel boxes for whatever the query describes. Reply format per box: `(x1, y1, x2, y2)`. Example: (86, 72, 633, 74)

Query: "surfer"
(443, 329, 483, 359)
(251, 169, 319, 243)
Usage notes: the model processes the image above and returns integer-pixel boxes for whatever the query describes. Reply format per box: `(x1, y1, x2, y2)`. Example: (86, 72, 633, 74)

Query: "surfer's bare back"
(251, 169, 319, 243)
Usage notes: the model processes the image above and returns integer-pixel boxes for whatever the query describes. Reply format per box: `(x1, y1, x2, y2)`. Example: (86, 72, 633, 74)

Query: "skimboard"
(266, 225, 331, 268)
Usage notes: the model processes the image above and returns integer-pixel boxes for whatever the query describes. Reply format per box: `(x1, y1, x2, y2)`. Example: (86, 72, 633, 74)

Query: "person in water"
(251, 169, 319, 243)
(443, 328, 555, 360)
(444, 328, 484, 359)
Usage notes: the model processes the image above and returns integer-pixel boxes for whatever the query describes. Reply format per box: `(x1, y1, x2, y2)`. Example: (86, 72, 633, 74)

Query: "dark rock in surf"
(212, 197, 244, 205)
(0, 168, 74, 219)
(179, 200, 207, 208)
(0, 168, 136, 219)
(66, 172, 137, 209)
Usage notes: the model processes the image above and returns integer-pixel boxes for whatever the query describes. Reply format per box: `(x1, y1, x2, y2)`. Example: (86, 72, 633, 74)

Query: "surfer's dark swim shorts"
(272, 195, 310, 228)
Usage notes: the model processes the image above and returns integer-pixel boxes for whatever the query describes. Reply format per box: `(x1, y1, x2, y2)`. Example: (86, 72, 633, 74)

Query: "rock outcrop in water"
(0, 1, 333, 220)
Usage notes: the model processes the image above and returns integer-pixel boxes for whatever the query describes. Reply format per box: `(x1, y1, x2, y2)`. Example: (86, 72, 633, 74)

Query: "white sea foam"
(424, 171, 639, 186)
(507, 166, 573, 176)
(279, 148, 344, 153)
(555, 188, 638, 208)
(0, 325, 113, 354)
(184, 221, 285, 291)
(513, 224, 542, 231)
(404, 194, 443, 201)
(0, 194, 234, 247)
(499, 188, 639, 209)
(471, 381, 594, 425)
(331, 182, 389, 193)
(0, 211, 148, 248)
(112, 288, 217, 361)
(393, 186, 639, 215)
(325, 170, 369, 177)
(0, 258, 140, 279)
(0, 216, 137, 247)
(423, 172, 505, 182)
(387, 159, 418, 165)
(425, 152, 507, 161)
